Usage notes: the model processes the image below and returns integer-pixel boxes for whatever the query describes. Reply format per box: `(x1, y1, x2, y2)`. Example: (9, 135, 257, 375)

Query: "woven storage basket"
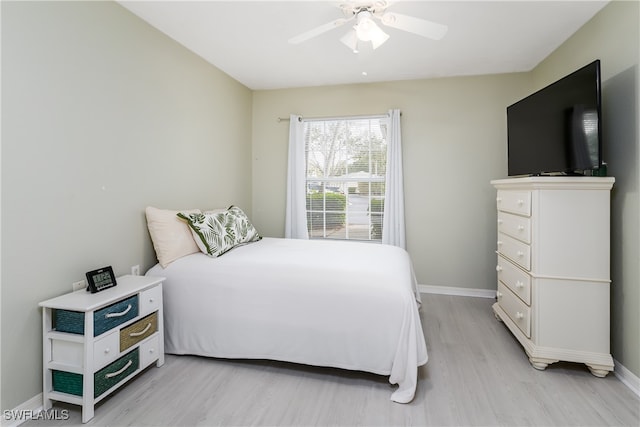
(94, 348, 139, 398)
(52, 370, 83, 396)
(94, 295, 139, 336)
(120, 312, 157, 352)
(52, 349, 140, 398)
(53, 309, 85, 335)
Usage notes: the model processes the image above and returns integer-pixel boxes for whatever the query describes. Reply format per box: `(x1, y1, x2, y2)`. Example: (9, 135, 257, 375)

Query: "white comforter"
(146, 237, 428, 403)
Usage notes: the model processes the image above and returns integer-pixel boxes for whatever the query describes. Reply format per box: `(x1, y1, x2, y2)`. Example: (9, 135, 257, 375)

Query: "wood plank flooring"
(29, 294, 640, 426)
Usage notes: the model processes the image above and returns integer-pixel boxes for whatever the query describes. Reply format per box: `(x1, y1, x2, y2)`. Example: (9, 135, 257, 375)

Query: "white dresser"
(39, 275, 165, 423)
(491, 176, 614, 377)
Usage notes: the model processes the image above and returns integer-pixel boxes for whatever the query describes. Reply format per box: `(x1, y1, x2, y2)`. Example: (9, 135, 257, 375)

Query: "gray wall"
(251, 74, 531, 289)
(1, 1, 252, 409)
(532, 0, 640, 379)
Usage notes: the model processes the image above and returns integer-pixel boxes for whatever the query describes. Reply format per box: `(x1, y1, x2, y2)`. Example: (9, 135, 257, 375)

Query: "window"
(304, 116, 387, 242)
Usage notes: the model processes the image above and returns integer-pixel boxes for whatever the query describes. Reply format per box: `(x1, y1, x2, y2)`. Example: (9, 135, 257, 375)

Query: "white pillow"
(145, 207, 201, 268)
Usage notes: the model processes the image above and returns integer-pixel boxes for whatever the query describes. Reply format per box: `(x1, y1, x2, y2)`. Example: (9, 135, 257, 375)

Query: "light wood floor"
(31, 294, 639, 426)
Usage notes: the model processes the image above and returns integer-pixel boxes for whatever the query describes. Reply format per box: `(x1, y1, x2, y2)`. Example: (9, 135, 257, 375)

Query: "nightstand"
(39, 275, 165, 423)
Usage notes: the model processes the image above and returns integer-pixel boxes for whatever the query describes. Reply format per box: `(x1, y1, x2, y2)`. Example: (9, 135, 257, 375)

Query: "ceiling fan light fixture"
(288, 2, 447, 52)
(355, 11, 376, 41)
(352, 10, 390, 50)
(340, 28, 359, 52)
(369, 26, 389, 49)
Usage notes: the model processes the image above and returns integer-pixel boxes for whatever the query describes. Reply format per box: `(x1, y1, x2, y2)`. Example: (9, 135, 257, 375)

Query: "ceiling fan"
(288, 1, 448, 51)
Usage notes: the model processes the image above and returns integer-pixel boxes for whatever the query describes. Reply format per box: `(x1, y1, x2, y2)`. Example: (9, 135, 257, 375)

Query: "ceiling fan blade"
(380, 12, 448, 40)
(288, 17, 351, 44)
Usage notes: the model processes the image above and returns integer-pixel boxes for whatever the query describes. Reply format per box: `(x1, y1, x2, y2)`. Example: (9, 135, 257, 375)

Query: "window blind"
(304, 115, 387, 242)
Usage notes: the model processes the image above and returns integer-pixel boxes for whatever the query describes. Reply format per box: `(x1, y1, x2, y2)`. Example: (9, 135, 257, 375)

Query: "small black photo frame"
(86, 266, 117, 293)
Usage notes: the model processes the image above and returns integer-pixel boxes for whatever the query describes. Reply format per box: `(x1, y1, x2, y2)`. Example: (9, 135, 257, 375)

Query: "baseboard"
(418, 284, 496, 299)
(1, 393, 42, 427)
(614, 358, 640, 398)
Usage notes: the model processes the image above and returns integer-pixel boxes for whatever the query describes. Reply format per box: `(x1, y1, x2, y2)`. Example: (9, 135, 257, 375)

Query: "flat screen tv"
(507, 60, 603, 176)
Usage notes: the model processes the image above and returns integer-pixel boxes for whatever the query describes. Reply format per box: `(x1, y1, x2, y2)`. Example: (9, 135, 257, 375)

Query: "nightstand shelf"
(39, 275, 165, 423)
(46, 331, 85, 343)
(48, 391, 83, 406)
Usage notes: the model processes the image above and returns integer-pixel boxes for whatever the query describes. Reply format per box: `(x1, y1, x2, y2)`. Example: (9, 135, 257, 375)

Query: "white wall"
(1, 1, 252, 409)
(251, 74, 531, 289)
(532, 0, 640, 379)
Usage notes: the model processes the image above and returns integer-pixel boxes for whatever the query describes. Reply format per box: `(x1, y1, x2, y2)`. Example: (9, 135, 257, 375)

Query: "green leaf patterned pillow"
(177, 206, 261, 258)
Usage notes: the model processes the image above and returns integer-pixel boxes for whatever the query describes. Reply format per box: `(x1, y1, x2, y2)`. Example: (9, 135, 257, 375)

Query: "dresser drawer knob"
(517, 199, 524, 206)
(497, 241, 503, 246)
(496, 291, 503, 298)
(516, 281, 524, 288)
(496, 265, 503, 272)
(497, 219, 503, 225)
(105, 304, 132, 318)
(517, 225, 525, 231)
(517, 251, 524, 257)
(104, 348, 110, 354)
(497, 197, 502, 203)
(516, 311, 524, 319)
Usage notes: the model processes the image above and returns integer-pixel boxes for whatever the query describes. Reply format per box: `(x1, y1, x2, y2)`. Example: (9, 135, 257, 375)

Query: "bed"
(144, 207, 428, 403)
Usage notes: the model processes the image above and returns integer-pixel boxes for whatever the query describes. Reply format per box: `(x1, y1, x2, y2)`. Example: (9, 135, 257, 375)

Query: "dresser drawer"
(120, 312, 157, 352)
(497, 283, 531, 338)
(94, 295, 139, 336)
(139, 285, 162, 317)
(93, 330, 120, 370)
(497, 190, 531, 216)
(52, 349, 140, 399)
(94, 349, 139, 398)
(497, 255, 531, 305)
(139, 335, 160, 369)
(497, 233, 531, 271)
(498, 211, 531, 244)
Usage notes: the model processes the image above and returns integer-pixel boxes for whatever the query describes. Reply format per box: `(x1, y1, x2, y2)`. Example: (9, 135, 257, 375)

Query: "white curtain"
(382, 109, 406, 249)
(284, 114, 309, 239)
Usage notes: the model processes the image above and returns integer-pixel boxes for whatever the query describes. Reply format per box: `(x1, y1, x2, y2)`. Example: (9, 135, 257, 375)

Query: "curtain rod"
(277, 112, 399, 123)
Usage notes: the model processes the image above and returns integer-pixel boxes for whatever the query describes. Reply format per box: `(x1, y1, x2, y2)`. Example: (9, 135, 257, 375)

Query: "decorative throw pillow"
(177, 206, 261, 258)
(145, 207, 202, 268)
(203, 208, 227, 214)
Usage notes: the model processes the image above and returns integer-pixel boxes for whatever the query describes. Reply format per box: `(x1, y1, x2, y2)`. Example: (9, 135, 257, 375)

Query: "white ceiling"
(118, 0, 609, 90)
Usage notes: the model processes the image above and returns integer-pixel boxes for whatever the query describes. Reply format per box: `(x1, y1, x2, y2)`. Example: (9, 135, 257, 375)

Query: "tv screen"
(507, 60, 602, 176)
